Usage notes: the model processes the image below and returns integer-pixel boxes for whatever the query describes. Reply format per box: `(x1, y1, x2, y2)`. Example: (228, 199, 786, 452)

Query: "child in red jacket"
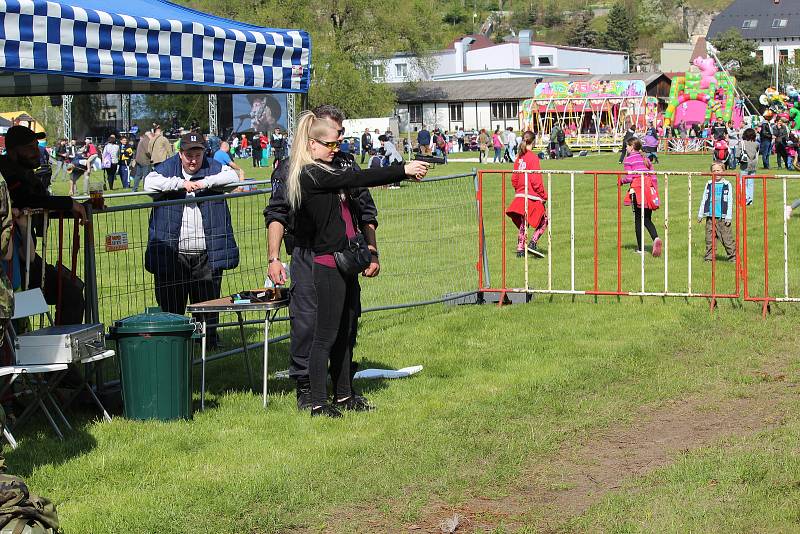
(506, 131, 548, 257)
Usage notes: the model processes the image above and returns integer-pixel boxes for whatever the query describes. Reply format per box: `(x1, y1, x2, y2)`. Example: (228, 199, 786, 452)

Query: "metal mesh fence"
(39, 172, 478, 337)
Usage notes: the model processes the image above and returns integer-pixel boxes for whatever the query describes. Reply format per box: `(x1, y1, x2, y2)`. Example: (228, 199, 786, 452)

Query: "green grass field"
(11, 152, 800, 533)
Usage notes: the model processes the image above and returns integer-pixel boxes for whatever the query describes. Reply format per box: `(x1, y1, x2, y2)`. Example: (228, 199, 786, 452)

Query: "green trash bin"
(109, 307, 198, 421)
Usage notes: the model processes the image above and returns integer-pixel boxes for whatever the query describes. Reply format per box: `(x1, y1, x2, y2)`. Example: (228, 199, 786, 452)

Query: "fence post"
(547, 172, 552, 292)
(688, 175, 692, 296)
(664, 173, 669, 294)
(762, 177, 770, 317)
(570, 171, 575, 293)
(83, 204, 99, 324)
(783, 175, 789, 299)
(474, 171, 491, 291)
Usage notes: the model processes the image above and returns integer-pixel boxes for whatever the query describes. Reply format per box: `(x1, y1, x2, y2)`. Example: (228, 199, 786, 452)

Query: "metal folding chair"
(11, 289, 115, 429)
(0, 290, 72, 441)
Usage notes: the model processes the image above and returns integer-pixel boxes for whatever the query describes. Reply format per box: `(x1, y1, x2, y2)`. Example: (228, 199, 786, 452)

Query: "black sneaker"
(335, 395, 375, 412)
(516, 250, 524, 258)
(310, 404, 343, 418)
(296, 381, 312, 411)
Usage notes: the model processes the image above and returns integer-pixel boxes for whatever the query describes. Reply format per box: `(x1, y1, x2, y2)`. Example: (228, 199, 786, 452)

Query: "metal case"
(14, 323, 106, 365)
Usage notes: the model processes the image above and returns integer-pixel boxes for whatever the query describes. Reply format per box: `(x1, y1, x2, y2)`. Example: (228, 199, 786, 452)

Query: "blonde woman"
(286, 111, 429, 417)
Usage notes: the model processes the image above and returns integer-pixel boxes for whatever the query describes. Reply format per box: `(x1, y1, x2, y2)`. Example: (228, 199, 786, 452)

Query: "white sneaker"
(786, 205, 793, 221)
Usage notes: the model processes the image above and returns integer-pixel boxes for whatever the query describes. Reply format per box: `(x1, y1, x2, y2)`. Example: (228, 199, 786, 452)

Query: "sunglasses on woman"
(313, 138, 341, 150)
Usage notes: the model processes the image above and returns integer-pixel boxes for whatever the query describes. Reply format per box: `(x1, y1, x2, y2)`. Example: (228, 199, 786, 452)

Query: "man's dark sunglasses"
(313, 138, 341, 150)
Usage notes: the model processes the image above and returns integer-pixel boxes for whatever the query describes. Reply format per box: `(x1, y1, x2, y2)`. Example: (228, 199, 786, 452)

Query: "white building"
(706, 0, 800, 66)
(373, 31, 630, 84)
(392, 78, 535, 133)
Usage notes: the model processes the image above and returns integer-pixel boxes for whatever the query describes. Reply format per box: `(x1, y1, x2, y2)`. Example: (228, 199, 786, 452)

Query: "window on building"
(780, 49, 790, 63)
(742, 19, 758, 29)
(756, 49, 764, 63)
(449, 103, 463, 122)
(491, 101, 519, 120)
(395, 63, 408, 78)
(537, 56, 553, 67)
(369, 64, 385, 80)
(409, 104, 423, 123)
(773, 18, 788, 28)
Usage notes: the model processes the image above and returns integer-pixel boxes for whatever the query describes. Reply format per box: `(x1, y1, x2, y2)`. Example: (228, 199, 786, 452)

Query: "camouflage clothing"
(0, 172, 13, 327)
(0, 409, 61, 534)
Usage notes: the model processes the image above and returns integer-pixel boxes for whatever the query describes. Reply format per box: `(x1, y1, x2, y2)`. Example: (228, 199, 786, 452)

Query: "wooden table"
(187, 296, 289, 409)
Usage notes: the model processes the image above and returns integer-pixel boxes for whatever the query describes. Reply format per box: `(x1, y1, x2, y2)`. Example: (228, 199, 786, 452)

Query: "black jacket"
(294, 165, 403, 255)
(0, 155, 73, 213)
(264, 152, 379, 253)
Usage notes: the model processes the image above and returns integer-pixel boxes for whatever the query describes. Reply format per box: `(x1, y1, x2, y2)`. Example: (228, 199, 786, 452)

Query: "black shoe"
(310, 404, 343, 418)
(296, 381, 312, 411)
(335, 395, 375, 412)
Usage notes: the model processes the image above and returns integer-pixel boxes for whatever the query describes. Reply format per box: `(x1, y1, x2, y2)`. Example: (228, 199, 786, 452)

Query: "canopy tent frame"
(0, 0, 311, 138)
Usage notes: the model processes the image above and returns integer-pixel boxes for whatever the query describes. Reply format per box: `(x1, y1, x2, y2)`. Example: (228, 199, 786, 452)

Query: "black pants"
(252, 151, 262, 167)
(27, 255, 85, 325)
(631, 194, 658, 251)
(776, 142, 788, 168)
(154, 252, 222, 340)
(288, 247, 362, 381)
(308, 263, 360, 406)
(105, 163, 118, 189)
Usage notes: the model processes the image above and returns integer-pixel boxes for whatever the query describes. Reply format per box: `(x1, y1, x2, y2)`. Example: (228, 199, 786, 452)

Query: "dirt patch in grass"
(314, 371, 796, 533)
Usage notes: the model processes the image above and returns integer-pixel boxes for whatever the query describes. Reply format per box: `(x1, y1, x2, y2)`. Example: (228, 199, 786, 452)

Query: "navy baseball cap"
(5, 126, 46, 149)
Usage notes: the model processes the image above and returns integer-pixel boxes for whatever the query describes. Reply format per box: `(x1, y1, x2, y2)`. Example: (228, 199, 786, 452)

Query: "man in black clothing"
(712, 119, 727, 141)
(759, 120, 774, 169)
(0, 126, 87, 324)
(774, 118, 789, 169)
(360, 128, 372, 164)
(619, 125, 636, 163)
(265, 105, 381, 410)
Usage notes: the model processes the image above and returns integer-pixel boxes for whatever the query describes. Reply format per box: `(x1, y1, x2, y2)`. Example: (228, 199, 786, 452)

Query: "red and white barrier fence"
(475, 169, 782, 312)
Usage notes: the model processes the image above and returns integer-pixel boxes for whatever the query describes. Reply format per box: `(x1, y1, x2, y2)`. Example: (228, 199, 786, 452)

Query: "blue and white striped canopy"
(0, 0, 311, 95)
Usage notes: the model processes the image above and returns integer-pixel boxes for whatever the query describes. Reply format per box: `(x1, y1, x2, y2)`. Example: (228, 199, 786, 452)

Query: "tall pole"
(775, 44, 779, 89)
(62, 95, 73, 140)
(208, 94, 218, 136)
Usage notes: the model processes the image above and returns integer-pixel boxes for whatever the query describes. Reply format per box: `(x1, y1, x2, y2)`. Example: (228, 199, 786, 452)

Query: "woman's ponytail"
(286, 112, 318, 210)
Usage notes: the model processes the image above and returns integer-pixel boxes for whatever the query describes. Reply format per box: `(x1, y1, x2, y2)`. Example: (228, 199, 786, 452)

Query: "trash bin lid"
(111, 307, 197, 335)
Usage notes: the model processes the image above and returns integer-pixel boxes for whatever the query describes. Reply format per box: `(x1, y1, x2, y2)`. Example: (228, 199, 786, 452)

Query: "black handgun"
(414, 154, 446, 165)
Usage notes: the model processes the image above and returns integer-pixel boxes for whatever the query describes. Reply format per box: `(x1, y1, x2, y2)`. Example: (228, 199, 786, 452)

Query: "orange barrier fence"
(475, 169, 791, 313)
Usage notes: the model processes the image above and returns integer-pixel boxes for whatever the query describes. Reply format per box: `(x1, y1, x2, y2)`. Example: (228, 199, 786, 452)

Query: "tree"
(132, 95, 209, 132)
(183, 0, 448, 118)
(711, 28, 771, 105)
(601, 1, 638, 59)
(567, 10, 599, 49)
(0, 97, 63, 139)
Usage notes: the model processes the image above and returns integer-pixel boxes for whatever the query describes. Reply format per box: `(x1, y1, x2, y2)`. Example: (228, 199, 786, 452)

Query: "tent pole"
(208, 94, 218, 136)
(120, 94, 130, 134)
(62, 95, 73, 140)
(287, 93, 297, 139)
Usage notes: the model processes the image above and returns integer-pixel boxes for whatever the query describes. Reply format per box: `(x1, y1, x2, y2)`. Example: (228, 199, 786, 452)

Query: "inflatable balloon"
(663, 56, 739, 128)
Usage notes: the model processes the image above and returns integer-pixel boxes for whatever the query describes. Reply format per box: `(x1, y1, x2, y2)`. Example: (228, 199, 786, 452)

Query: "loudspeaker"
(49, 96, 63, 106)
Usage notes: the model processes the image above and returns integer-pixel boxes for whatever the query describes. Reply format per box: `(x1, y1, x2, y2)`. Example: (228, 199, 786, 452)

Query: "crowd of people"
(12, 108, 792, 418)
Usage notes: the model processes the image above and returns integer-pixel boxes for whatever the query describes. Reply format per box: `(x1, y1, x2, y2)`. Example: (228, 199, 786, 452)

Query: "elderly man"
(144, 133, 240, 347)
(265, 104, 381, 411)
(0, 126, 87, 324)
